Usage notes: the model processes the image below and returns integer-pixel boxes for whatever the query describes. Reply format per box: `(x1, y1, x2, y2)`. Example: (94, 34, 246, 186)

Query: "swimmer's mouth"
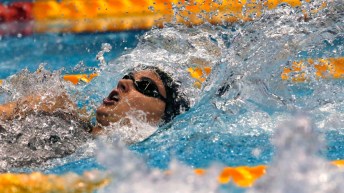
(103, 90, 120, 105)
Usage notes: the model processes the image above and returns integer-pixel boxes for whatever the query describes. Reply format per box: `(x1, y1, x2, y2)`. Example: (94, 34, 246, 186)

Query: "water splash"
(96, 137, 220, 193)
(0, 67, 93, 171)
(0, 66, 65, 102)
(249, 115, 344, 193)
(96, 43, 112, 73)
(0, 113, 92, 171)
(102, 114, 159, 145)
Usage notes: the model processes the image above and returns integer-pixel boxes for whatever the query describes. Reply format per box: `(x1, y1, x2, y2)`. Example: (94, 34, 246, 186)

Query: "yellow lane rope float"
(1, 160, 344, 193)
(0, 0, 326, 34)
(32, 0, 325, 33)
(0, 171, 110, 193)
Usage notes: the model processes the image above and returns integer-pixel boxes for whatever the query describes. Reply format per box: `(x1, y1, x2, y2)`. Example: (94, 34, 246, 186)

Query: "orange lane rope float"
(194, 165, 267, 187)
(281, 58, 344, 82)
(0, 57, 343, 86)
(187, 57, 344, 87)
(0, 0, 324, 35)
(63, 73, 98, 85)
(1, 160, 344, 193)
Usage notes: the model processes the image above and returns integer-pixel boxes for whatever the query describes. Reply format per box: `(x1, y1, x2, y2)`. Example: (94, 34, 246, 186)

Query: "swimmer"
(0, 66, 190, 169)
(0, 66, 190, 135)
(94, 66, 189, 133)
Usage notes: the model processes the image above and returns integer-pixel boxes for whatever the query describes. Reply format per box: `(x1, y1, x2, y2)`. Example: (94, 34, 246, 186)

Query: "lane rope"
(0, 57, 343, 86)
(1, 160, 344, 193)
(0, 0, 325, 35)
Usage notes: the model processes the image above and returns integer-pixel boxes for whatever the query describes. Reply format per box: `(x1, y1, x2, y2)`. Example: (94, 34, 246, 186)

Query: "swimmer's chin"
(96, 113, 114, 126)
(96, 116, 110, 126)
(96, 108, 112, 126)
(96, 107, 125, 126)
(96, 115, 131, 129)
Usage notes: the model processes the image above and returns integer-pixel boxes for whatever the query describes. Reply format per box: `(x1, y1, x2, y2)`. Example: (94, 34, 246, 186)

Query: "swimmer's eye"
(122, 73, 167, 102)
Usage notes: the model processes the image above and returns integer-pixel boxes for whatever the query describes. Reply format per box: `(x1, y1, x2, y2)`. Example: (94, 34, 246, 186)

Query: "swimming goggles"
(123, 73, 167, 102)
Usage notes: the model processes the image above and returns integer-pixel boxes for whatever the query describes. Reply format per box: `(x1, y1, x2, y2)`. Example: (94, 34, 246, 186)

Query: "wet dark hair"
(132, 66, 190, 124)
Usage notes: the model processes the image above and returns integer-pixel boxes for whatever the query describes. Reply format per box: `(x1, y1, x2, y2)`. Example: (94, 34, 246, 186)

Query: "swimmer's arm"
(0, 95, 41, 121)
(0, 102, 17, 121)
(0, 94, 77, 121)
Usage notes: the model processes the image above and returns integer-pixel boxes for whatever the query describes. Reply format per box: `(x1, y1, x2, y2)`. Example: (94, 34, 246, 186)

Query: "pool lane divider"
(1, 160, 344, 192)
(0, 0, 326, 35)
(0, 171, 110, 193)
(0, 57, 343, 86)
(189, 57, 344, 87)
(281, 57, 344, 82)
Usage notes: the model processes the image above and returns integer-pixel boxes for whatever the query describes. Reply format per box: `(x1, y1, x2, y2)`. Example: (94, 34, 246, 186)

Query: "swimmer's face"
(96, 70, 166, 126)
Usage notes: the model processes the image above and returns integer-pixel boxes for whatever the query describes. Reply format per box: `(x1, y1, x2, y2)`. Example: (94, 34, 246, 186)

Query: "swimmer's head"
(146, 66, 190, 123)
(96, 66, 189, 127)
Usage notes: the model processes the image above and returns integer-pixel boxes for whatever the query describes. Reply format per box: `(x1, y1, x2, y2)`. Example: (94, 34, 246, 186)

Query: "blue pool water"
(0, 31, 145, 79)
(0, 1, 344, 192)
(3, 32, 344, 170)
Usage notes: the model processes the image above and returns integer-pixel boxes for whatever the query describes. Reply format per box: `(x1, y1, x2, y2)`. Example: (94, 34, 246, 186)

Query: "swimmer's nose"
(117, 79, 132, 93)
